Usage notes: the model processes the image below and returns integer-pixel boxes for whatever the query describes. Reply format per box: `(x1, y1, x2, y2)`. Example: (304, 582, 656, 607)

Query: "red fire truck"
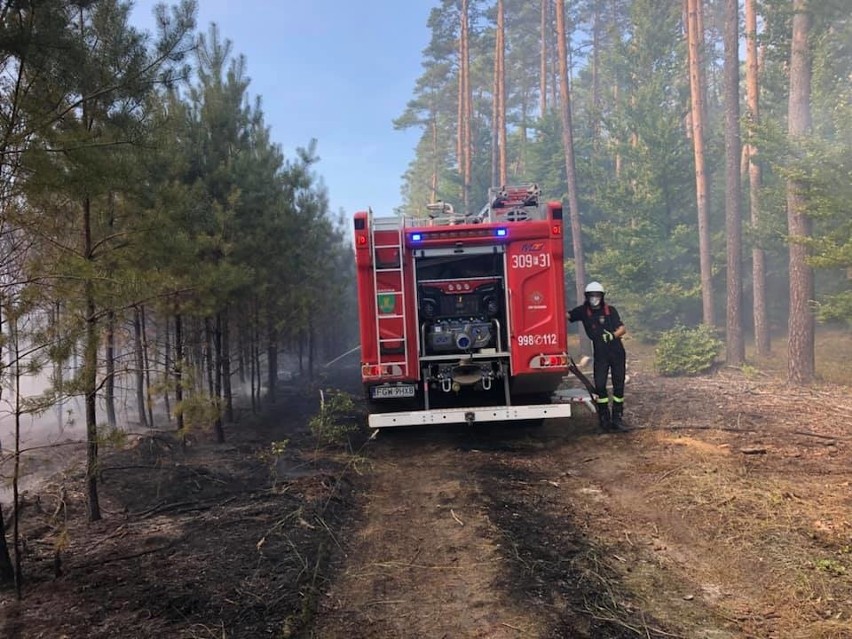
(354, 185, 573, 429)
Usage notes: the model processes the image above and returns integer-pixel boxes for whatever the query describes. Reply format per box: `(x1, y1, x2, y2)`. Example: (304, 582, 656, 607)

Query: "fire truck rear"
(353, 185, 572, 429)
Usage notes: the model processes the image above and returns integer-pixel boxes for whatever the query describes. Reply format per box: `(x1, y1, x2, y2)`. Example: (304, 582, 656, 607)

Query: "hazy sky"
(130, 0, 435, 220)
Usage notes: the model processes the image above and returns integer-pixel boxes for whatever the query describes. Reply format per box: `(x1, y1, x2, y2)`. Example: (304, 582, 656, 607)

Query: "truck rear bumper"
(368, 403, 571, 429)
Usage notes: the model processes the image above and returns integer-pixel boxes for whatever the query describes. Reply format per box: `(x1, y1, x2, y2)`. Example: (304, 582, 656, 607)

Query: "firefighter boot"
(611, 399, 627, 432)
(596, 401, 612, 432)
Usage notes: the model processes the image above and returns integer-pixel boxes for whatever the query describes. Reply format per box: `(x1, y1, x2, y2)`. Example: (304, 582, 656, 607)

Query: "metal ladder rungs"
(371, 215, 409, 374)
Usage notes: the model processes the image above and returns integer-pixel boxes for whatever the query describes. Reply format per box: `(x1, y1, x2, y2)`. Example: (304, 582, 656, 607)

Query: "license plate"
(371, 385, 416, 399)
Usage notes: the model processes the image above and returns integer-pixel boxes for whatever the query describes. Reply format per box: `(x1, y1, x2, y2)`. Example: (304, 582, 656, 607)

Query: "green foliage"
(175, 392, 220, 437)
(257, 439, 290, 486)
(308, 389, 360, 447)
(740, 363, 760, 380)
(99, 426, 129, 449)
(654, 325, 722, 377)
(813, 558, 847, 577)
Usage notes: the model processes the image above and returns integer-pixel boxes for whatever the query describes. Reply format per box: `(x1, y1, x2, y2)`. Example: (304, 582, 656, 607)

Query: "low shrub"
(654, 324, 722, 376)
(308, 389, 360, 446)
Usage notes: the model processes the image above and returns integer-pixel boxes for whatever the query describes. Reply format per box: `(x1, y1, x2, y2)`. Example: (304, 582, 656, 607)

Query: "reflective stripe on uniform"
(612, 396, 624, 403)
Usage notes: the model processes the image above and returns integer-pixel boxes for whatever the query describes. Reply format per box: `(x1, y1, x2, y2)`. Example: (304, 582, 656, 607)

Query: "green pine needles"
(654, 324, 722, 376)
(309, 390, 360, 447)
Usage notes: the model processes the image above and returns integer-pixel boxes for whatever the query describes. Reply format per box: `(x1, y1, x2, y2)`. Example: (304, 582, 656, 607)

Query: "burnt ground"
(1, 346, 851, 639)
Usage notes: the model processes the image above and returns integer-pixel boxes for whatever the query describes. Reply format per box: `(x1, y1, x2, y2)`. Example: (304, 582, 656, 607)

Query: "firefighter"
(567, 281, 628, 432)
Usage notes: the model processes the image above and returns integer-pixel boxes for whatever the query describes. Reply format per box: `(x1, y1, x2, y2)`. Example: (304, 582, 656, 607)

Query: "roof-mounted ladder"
(371, 216, 409, 377)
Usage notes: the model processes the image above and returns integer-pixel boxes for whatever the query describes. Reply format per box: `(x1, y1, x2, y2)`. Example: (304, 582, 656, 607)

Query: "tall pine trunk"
(104, 311, 116, 428)
(786, 0, 815, 384)
(724, 0, 744, 364)
(221, 309, 233, 423)
(83, 195, 101, 522)
(590, 2, 601, 151)
(555, 0, 586, 305)
(430, 113, 439, 201)
(174, 312, 184, 433)
(460, 0, 472, 214)
(133, 307, 148, 429)
(496, 0, 507, 186)
(267, 315, 278, 403)
(214, 313, 224, 441)
(539, 0, 547, 115)
(0, 298, 13, 588)
(745, 0, 769, 355)
(687, 0, 714, 326)
(491, 19, 500, 188)
(162, 318, 172, 423)
(0, 504, 12, 588)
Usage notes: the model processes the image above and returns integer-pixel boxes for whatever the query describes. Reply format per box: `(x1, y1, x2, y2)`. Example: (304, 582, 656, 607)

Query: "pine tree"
(786, 0, 815, 383)
(724, 0, 744, 363)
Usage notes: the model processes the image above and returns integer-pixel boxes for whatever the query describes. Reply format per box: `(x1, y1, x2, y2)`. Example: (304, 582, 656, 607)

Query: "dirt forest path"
(313, 414, 672, 639)
(314, 430, 548, 638)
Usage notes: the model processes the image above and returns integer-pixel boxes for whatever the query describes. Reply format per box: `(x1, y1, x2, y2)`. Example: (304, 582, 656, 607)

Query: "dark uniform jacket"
(568, 302, 625, 357)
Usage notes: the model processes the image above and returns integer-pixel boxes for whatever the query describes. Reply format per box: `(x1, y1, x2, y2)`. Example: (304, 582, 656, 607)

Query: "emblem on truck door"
(377, 293, 396, 314)
(528, 291, 546, 310)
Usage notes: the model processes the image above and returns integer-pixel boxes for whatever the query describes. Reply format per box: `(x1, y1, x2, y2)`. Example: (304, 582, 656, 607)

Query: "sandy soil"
(1, 356, 850, 639)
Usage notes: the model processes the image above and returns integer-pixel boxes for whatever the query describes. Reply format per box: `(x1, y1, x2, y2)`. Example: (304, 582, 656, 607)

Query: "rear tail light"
(362, 363, 404, 378)
(531, 354, 568, 369)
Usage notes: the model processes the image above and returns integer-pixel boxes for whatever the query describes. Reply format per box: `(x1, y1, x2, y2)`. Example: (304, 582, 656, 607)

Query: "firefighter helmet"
(585, 281, 605, 295)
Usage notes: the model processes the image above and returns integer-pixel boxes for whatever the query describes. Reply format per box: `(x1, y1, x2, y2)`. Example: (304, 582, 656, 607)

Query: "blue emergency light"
(495, 228, 507, 237)
(411, 233, 423, 241)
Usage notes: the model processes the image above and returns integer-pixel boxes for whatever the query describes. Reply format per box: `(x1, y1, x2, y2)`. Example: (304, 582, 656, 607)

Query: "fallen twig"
(74, 536, 186, 570)
(450, 509, 464, 526)
(500, 621, 526, 633)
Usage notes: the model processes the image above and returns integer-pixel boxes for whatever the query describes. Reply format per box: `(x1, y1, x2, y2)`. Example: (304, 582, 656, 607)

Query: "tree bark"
(457, 17, 464, 190)
(133, 307, 148, 429)
(83, 195, 101, 522)
(162, 317, 171, 423)
(205, 316, 215, 418)
(496, 0, 507, 186)
(491, 13, 500, 188)
(266, 315, 278, 404)
(555, 0, 586, 305)
(724, 0, 744, 364)
(104, 311, 116, 428)
(460, 0, 472, 214)
(430, 113, 439, 202)
(540, 0, 547, 116)
(745, 0, 769, 355)
(0, 504, 13, 588)
(0, 297, 13, 587)
(687, 0, 715, 326)
(174, 312, 184, 433)
(140, 306, 154, 429)
(221, 308, 233, 423)
(786, 0, 815, 384)
(591, 1, 601, 151)
(214, 313, 224, 442)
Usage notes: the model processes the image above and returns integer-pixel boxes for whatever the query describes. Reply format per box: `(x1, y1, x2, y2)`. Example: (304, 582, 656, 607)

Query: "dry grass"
(573, 326, 852, 637)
